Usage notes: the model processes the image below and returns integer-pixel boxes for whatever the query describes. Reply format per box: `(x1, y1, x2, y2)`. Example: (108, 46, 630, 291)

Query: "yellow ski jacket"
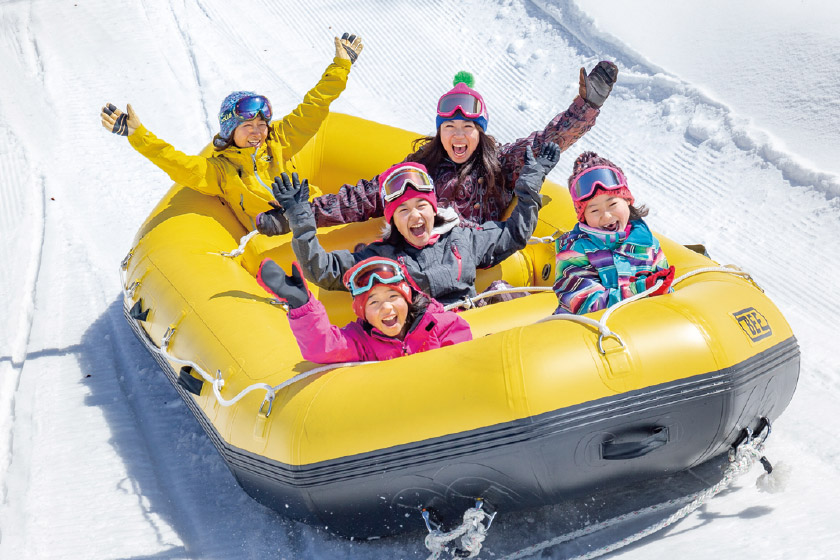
(127, 58, 351, 231)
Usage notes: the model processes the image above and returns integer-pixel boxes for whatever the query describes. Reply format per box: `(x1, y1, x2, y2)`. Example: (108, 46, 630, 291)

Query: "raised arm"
(500, 61, 618, 185)
(271, 172, 360, 290)
(470, 143, 559, 269)
(273, 33, 364, 159)
(101, 102, 224, 196)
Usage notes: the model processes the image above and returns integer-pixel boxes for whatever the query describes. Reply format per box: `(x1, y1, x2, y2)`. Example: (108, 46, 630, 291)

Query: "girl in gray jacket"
(272, 143, 558, 306)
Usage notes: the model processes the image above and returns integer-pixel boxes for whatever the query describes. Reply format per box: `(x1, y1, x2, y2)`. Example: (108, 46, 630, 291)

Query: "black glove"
(271, 172, 310, 213)
(256, 207, 291, 236)
(103, 103, 129, 136)
(257, 260, 310, 309)
(516, 142, 560, 198)
(579, 61, 619, 108)
(339, 32, 364, 64)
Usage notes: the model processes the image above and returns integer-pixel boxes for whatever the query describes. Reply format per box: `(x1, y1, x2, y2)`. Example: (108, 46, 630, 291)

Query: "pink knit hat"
(379, 162, 438, 224)
(568, 152, 634, 222)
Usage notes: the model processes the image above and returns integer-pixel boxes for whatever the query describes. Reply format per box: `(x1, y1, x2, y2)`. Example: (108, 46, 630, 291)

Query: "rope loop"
(423, 501, 496, 560)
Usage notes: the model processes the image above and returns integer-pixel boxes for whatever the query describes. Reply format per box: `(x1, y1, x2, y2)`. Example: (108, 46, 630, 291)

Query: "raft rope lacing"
(119, 251, 374, 417)
(122, 238, 759, 414)
(423, 423, 773, 560)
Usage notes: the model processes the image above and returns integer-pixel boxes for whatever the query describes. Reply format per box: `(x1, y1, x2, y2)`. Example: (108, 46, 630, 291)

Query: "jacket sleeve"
(287, 298, 367, 363)
(467, 176, 542, 270)
(310, 174, 385, 227)
(499, 96, 599, 186)
(433, 310, 473, 347)
(127, 124, 225, 196)
(286, 200, 361, 291)
(273, 58, 352, 160)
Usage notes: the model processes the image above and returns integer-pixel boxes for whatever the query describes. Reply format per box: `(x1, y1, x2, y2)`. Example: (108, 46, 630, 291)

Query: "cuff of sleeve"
(332, 57, 353, 70)
(572, 95, 601, 117)
(127, 123, 151, 147)
(288, 296, 319, 319)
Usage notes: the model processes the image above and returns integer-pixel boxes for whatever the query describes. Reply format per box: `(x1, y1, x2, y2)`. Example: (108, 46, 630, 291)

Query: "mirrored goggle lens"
(437, 93, 483, 118)
(234, 95, 272, 121)
(348, 262, 405, 295)
(571, 167, 625, 202)
(381, 169, 434, 202)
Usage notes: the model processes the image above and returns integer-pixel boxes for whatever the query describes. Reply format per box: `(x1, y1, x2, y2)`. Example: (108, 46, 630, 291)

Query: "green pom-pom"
(453, 71, 475, 88)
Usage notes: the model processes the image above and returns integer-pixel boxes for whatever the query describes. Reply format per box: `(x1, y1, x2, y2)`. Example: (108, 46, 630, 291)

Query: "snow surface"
(1, 0, 838, 558)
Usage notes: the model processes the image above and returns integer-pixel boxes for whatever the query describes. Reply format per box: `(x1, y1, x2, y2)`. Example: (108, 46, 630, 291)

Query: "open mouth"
(247, 139, 262, 147)
(452, 144, 468, 157)
(409, 223, 427, 238)
(381, 315, 399, 328)
(603, 221, 620, 232)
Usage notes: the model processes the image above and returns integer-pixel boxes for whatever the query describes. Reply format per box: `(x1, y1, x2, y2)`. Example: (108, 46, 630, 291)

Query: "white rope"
(497, 433, 769, 560)
(219, 229, 260, 258)
(528, 235, 557, 245)
(119, 256, 373, 416)
(423, 503, 496, 560)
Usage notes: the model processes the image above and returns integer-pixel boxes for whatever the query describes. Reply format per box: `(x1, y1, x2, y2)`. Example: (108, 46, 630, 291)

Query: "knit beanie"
(435, 71, 489, 132)
(343, 258, 413, 320)
(568, 151, 634, 222)
(379, 163, 439, 224)
(216, 90, 264, 144)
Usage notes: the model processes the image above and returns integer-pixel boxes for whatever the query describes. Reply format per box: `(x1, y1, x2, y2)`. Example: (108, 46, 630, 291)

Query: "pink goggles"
(569, 166, 627, 203)
(380, 165, 435, 203)
(437, 92, 485, 119)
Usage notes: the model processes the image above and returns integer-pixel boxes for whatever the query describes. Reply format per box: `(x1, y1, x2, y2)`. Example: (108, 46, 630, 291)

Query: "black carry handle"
(601, 426, 669, 460)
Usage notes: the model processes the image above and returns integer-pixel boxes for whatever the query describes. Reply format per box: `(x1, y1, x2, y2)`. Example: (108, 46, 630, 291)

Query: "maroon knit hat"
(568, 151, 634, 222)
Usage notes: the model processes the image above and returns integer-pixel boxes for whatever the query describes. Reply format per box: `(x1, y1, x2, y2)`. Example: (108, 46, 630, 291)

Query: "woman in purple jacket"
(257, 257, 472, 363)
(257, 63, 618, 234)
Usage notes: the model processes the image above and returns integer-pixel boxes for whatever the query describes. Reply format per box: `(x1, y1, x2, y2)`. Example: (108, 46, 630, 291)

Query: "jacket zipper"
(452, 244, 463, 281)
(252, 152, 273, 195)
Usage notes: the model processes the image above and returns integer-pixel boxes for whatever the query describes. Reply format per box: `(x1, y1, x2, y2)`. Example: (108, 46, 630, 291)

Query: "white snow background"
(1, 0, 839, 558)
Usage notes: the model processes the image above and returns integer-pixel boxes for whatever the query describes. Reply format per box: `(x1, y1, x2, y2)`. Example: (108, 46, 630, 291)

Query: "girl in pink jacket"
(257, 257, 472, 363)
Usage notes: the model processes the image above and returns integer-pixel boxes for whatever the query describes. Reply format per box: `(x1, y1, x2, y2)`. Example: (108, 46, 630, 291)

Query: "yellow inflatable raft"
(121, 113, 799, 538)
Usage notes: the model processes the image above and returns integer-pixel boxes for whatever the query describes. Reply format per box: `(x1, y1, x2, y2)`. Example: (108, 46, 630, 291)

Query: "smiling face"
(364, 284, 409, 338)
(393, 197, 436, 247)
(439, 119, 480, 163)
(583, 193, 631, 232)
(232, 117, 269, 149)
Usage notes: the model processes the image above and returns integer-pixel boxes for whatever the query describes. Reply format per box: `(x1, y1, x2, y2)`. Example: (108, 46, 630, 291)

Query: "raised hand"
(335, 32, 364, 64)
(100, 103, 141, 136)
(578, 61, 619, 108)
(256, 260, 310, 309)
(270, 172, 310, 213)
(516, 142, 560, 198)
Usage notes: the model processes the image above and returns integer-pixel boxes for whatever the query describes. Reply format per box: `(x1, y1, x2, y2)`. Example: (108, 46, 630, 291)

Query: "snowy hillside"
(1, 1, 838, 559)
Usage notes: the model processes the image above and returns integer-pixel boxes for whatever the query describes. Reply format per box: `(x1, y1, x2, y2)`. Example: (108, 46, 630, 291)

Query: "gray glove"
(256, 207, 291, 236)
(579, 61, 619, 108)
(257, 260, 310, 309)
(516, 142, 560, 198)
(271, 172, 310, 214)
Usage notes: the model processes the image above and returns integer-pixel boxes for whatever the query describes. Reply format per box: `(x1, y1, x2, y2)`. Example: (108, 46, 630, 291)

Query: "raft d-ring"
(259, 392, 275, 418)
(127, 280, 140, 298)
(121, 250, 134, 270)
(162, 326, 176, 349)
(598, 332, 626, 354)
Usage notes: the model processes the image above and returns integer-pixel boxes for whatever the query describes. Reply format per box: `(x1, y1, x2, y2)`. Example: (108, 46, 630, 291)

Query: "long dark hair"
(406, 127, 503, 200)
(629, 204, 649, 220)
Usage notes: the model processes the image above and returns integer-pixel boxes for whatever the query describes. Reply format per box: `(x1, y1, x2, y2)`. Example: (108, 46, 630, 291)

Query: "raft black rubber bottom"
(123, 301, 800, 538)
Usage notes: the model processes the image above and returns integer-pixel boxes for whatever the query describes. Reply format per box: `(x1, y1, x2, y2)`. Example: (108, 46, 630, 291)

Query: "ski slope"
(1, 1, 838, 558)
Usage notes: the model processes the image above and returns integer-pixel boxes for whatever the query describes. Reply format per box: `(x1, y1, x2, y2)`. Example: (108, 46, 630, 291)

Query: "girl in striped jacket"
(553, 152, 674, 315)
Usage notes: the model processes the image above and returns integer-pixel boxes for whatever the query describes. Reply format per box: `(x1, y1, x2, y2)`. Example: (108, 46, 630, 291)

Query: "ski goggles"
(437, 92, 485, 119)
(569, 166, 627, 203)
(380, 165, 435, 203)
(233, 95, 273, 122)
(344, 259, 406, 297)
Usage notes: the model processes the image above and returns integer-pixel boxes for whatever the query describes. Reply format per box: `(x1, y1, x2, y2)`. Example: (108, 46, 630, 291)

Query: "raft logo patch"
(733, 307, 772, 342)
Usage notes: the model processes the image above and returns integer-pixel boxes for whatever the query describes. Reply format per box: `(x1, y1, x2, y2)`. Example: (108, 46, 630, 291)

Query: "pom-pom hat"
(568, 152, 634, 222)
(436, 71, 489, 131)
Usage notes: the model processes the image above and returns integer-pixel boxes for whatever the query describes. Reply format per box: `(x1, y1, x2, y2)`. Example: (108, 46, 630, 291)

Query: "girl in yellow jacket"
(100, 33, 363, 232)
